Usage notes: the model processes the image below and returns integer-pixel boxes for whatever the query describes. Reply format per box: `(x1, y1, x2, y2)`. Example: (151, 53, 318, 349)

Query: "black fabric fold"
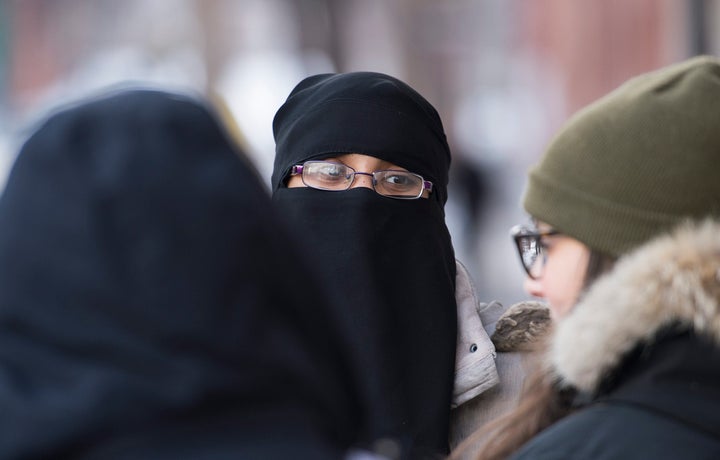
(0, 88, 359, 459)
(601, 330, 720, 440)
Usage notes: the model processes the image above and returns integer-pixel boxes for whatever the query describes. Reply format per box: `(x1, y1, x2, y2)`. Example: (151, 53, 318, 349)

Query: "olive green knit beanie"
(523, 55, 720, 257)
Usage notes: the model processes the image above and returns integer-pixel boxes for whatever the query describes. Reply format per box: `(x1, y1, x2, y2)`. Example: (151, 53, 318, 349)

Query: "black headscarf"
(271, 72, 451, 207)
(0, 88, 360, 459)
(272, 72, 457, 458)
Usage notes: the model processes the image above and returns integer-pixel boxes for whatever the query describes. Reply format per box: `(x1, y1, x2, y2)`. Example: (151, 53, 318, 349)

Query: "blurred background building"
(1, 0, 719, 307)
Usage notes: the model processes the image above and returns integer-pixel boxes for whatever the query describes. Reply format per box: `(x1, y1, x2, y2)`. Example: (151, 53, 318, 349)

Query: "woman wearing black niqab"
(272, 72, 458, 458)
(0, 88, 363, 459)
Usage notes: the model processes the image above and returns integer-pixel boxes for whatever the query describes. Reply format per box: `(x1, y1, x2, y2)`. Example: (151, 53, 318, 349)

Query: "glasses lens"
(511, 225, 549, 279)
(302, 161, 353, 191)
(373, 170, 424, 198)
(518, 235, 543, 278)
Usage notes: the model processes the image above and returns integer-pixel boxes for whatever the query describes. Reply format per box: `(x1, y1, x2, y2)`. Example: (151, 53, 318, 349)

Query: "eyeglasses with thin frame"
(510, 225, 560, 279)
(290, 160, 433, 200)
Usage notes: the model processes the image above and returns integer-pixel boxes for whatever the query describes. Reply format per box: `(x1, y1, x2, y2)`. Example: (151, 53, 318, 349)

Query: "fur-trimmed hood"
(551, 219, 720, 393)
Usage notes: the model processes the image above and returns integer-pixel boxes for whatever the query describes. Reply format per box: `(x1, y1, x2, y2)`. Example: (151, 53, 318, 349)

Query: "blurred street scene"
(1, 0, 718, 304)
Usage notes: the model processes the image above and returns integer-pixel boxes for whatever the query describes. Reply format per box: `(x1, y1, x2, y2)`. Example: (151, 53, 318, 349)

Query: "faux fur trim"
(551, 219, 720, 392)
(491, 301, 551, 352)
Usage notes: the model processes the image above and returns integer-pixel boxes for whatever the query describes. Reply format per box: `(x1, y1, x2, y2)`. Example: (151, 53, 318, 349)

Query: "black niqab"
(272, 72, 457, 458)
(0, 89, 359, 459)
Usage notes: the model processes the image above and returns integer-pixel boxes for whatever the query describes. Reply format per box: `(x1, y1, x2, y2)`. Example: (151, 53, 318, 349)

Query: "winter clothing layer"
(449, 301, 550, 456)
(0, 89, 361, 459)
(452, 261, 499, 408)
(491, 301, 551, 352)
(523, 55, 720, 257)
(272, 72, 457, 458)
(512, 219, 720, 459)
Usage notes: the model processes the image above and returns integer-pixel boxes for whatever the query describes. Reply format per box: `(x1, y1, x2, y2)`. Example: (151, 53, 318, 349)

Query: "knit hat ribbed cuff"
(524, 170, 680, 257)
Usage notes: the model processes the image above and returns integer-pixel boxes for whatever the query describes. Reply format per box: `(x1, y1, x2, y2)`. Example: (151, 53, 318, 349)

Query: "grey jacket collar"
(452, 260, 499, 407)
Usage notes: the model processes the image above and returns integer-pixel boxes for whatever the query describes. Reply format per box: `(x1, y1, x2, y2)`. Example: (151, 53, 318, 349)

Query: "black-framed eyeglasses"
(510, 225, 560, 279)
(290, 160, 433, 200)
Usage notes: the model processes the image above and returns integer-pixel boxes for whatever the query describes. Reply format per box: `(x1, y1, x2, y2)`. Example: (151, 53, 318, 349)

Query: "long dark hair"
(450, 250, 616, 460)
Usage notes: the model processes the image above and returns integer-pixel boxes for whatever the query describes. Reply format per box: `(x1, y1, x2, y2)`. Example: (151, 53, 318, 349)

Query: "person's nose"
(350, 172, 375, 190)
(523, 276, 544, 299)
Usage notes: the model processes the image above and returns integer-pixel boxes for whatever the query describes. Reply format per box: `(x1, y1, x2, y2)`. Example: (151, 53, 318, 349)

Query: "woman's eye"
(384, 173, 412, 186)
(538, 237, 553, 252)
(320, 165, 346, 178)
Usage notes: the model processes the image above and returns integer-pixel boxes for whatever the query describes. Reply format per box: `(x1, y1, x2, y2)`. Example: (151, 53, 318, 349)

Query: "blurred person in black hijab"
(0, 88, 372, 459)
(272, 72, 499, 458)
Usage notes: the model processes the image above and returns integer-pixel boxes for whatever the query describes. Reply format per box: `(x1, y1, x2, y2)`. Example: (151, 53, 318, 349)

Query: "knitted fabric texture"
(523, 55, 720, 257)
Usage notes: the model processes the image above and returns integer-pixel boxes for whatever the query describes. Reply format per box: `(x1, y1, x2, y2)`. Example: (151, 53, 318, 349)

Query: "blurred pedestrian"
(0, 87, 367, 459)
